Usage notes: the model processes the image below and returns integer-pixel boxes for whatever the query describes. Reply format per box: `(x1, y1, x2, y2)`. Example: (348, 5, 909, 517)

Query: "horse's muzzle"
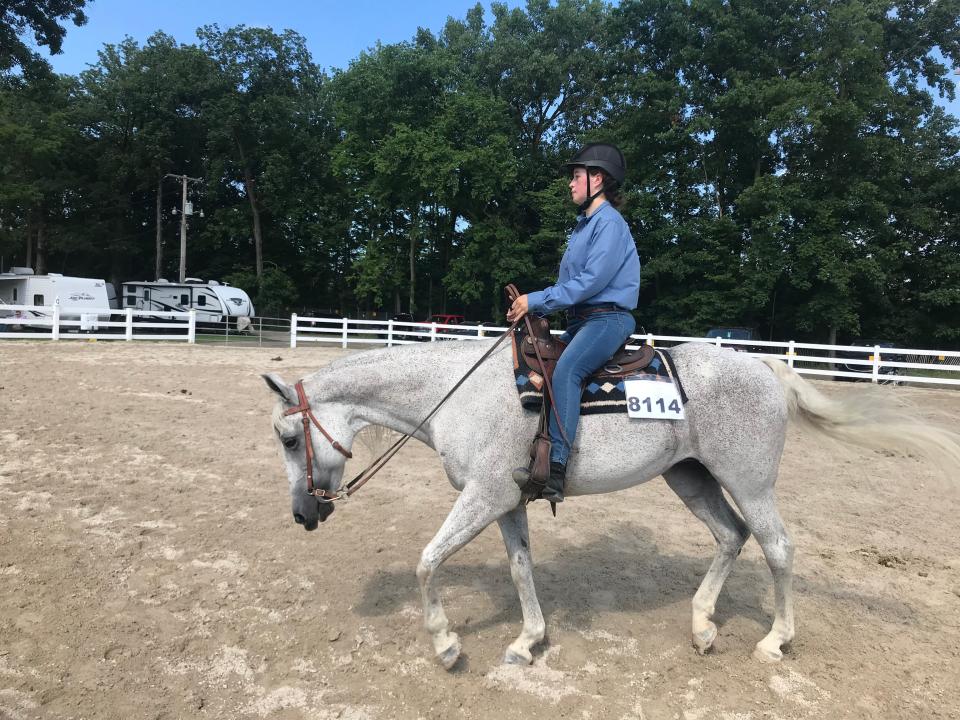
(293, 500, 334, 531)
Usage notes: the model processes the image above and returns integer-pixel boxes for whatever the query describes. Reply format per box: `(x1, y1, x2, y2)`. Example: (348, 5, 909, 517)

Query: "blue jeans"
(549, 310, 636, 465)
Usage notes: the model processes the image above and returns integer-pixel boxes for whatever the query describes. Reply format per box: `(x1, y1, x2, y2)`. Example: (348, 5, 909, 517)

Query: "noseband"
(284, 381, 352, 501)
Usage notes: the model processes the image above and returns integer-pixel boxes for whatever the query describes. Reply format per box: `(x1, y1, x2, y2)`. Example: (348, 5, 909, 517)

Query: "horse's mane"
(311, 338, 501, 377)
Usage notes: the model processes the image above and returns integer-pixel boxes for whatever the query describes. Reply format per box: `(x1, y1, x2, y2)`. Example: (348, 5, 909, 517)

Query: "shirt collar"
(577, 200, 610, 223)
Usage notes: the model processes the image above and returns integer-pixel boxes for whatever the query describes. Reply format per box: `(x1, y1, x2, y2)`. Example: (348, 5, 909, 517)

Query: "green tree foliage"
(0, 1, 957, 346)
(0, 0, 89, 75)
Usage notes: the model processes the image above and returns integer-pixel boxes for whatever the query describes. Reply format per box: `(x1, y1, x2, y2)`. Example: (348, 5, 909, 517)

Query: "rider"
(506, 142, 640, 503)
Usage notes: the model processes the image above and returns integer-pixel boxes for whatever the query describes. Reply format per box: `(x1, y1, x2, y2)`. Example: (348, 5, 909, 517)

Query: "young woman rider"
(506, 143, 640, 503)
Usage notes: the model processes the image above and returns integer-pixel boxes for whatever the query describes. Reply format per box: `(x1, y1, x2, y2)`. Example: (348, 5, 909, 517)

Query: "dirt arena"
(1, 341, 958, 720)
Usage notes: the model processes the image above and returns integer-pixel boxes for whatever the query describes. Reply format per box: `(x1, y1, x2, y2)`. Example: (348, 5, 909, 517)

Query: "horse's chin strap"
(285, 323, 521, 503)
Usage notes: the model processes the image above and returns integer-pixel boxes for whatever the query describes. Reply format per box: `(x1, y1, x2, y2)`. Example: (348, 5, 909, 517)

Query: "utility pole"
(164, 173, 203, 282)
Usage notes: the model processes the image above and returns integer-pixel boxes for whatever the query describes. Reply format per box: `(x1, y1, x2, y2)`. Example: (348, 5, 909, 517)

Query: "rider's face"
(569, 167, 600, 206)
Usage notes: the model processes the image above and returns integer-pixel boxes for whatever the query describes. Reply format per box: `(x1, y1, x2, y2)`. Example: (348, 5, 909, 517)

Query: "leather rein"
(283, 320, 521, 503)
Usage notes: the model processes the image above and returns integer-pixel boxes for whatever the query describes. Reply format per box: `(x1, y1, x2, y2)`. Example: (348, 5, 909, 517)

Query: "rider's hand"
(506, 294, 529, 323)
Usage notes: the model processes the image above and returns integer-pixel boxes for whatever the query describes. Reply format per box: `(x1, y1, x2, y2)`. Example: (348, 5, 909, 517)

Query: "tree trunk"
(35, 217, 46, 275)
(408, 206, 418, 316)
(155, 176, 163, 280)
(25, 215, 33, 270)
(235, 134, 263, 279)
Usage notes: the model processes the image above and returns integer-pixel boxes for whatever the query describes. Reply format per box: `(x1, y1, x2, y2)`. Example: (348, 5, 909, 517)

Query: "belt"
(567, 303, 625, 317)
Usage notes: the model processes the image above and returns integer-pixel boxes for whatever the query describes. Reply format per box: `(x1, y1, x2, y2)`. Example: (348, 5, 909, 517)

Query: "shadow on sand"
(351, 520, 919, 639)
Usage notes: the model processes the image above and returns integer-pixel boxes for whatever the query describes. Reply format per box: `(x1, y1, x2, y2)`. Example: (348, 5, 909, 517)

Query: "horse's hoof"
(437, 634, 461, 670)
(503, 646, 533, 665)
(693, 623, 718, 655)
(752, 643, 783, 663)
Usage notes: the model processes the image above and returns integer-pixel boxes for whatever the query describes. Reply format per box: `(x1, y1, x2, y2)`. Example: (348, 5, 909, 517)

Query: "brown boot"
(541, 461, 566, 503)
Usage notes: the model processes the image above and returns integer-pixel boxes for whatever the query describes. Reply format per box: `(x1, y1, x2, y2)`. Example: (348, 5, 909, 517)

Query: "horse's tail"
(760, 358, 960, 478)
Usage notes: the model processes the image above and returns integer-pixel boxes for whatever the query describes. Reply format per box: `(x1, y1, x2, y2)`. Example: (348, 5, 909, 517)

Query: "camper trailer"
(121, 278, 255, 326)
(0, 268, 118, 330)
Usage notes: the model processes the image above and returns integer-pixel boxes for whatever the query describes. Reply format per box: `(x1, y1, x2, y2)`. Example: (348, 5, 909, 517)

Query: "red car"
(425, 314, 465, 325)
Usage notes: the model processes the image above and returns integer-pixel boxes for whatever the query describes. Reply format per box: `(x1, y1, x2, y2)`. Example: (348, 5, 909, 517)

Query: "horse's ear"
(262, 373, 298, 405)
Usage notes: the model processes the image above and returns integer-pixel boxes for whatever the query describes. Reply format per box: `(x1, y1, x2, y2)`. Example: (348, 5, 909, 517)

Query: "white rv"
(121, 278, 255, 325)
(0, 268, 118, 330)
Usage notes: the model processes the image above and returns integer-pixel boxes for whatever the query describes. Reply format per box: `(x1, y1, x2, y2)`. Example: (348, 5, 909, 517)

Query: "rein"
(284, 320, 522, 503)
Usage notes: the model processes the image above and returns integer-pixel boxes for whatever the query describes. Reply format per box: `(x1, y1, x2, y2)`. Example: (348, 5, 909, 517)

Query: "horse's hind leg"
(417, 483, 518, 669)
(496, 506, 545, 665)
(718, 475, 795, 662)
(664, 460, 750, 654)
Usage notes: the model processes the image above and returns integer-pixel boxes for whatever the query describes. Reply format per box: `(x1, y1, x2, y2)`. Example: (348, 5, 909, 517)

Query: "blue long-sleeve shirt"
(527, 202, 640, 314)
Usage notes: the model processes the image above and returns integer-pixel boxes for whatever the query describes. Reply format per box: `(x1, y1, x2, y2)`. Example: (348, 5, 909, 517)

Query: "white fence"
(292, 315, 960, 387)
(4, 305, 958, 388)
(0, 302, 195, 342)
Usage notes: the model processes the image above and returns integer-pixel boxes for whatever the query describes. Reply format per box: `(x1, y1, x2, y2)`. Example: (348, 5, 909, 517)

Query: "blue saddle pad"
(515, 351, 673, 416)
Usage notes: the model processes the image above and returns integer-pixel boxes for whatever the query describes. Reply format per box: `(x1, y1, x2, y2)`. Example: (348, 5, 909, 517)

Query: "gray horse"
(263, 340, 960, 668)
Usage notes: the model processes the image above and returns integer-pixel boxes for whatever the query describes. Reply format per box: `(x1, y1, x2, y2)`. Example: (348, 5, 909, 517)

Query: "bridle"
(281, 319, 522, 504)
(283, 381, 353, 502)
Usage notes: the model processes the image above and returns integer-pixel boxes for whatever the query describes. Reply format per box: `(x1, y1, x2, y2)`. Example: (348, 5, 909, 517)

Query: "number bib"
(624, 376, 685, 420)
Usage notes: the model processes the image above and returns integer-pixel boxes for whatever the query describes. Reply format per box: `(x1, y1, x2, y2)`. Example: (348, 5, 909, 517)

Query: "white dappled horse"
(263, 340, 960, 668)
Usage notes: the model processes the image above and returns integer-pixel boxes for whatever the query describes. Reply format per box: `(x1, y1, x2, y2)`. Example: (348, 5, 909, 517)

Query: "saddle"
(516, 317, 656, 392)
(505, 284, 658, 505)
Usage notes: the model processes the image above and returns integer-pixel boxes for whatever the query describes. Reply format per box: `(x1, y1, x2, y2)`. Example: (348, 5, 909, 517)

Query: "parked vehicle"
(456, 320, 498, 337)
(384, 312, 422, 341)
(705, 327, 759, 352)
(121, 278, 254, 326)
(835, 340, 903, 384)
(0, 267, 118, 330)
(423, 313, 465, 340)
(425, 313, 465, 325)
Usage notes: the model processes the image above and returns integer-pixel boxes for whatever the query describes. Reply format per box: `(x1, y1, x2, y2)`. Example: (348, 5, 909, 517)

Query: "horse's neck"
(313, 346, 472, 442)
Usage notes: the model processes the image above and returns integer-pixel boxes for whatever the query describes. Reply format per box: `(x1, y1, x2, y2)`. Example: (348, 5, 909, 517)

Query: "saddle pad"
(515, 349, 677, 416)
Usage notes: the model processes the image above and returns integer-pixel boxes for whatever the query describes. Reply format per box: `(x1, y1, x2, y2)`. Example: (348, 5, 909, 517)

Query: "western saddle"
(506, 284, 655, 501)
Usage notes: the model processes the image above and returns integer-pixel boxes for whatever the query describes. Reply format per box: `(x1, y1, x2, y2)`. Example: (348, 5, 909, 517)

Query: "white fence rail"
(4, 305, 958, 387)
(292, 316, 960, 387)
(0, 302, 195, 342)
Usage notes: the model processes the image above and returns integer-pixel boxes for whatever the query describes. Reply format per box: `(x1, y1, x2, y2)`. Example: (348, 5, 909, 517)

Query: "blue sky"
(48, 0, 519, 75)
(45, 0, 960, 120)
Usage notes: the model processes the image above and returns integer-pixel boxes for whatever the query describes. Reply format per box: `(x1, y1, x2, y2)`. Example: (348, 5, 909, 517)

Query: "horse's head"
(262, 372, 354, 531)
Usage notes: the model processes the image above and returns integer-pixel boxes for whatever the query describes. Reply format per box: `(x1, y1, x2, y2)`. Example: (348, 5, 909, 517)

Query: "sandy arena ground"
(1, 341, 959, 720)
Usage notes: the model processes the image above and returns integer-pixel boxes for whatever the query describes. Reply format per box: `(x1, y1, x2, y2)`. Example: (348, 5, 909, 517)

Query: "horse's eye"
(282, 437, 298, 450)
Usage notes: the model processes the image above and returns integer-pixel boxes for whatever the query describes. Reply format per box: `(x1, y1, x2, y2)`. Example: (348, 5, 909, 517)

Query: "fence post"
(787, 340, 795, 368)
(51, 300, 60, 341)
(188, 310, 196, 344)
(342, 317, 348, 349)
(714, 336, 722, 348)
(125, 308, 133, 341)
(290, 314, 298, 348)
(387, 319, 394, 347)
(430, 322, 437, 342)
(872, 345, 881, 383)
(647, 332, 654, 348)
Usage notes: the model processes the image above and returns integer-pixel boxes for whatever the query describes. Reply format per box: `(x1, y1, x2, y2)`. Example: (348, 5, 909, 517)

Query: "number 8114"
(628, 396, 682, 414)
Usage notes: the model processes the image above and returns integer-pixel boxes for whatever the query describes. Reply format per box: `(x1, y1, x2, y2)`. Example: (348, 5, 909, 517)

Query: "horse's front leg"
(497, 505, 545, 665)
(417, 482, 518, 669)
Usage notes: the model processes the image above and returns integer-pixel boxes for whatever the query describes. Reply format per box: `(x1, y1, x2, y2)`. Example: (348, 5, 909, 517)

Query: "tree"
(1, 0, 89, 75)
(0, 71, 80, 273)
(198, 25, 326, 282)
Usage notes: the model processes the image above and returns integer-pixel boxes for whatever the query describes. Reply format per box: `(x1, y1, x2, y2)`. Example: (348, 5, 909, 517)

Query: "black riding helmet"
(560, 142, 626, 183)
(561, 142, 626, 212)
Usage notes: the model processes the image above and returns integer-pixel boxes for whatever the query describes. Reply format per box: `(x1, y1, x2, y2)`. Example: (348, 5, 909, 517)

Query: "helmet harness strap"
(578, 168, 605, 214)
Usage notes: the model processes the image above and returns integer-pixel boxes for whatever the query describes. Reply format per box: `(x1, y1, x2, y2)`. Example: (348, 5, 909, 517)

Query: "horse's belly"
(565, 418, 682, 496)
